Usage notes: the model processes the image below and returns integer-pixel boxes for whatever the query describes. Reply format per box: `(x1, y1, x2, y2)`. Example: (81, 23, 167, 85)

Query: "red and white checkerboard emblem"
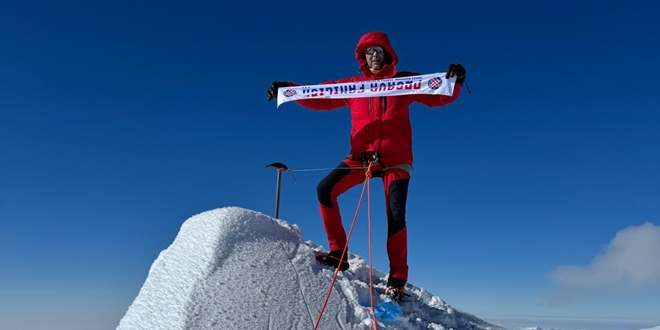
(428, 77, 442, 89)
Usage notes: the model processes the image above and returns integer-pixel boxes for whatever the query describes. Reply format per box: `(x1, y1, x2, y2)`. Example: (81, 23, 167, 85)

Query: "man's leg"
(383, 167, 411, 284)
(317, 160, 365, 252)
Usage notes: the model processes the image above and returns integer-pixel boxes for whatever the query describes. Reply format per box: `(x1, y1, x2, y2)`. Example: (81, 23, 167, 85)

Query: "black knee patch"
(387, 178, 409, 236)
(317, 162, 352, 209)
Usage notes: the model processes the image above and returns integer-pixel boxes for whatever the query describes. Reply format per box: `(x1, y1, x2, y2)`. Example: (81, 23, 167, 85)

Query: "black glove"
(446, 63, 466, 84)
(266, 81, 292, 101)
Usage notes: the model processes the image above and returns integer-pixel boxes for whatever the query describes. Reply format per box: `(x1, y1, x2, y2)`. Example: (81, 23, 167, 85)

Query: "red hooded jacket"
(294, 32, 462, 165)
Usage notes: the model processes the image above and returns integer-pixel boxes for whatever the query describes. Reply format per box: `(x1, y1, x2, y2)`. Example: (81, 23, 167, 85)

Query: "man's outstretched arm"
(411, 63, 466, 107)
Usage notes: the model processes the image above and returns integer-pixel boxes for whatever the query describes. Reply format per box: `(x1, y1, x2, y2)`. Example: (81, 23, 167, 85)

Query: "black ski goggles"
(365, 46, 385, 55)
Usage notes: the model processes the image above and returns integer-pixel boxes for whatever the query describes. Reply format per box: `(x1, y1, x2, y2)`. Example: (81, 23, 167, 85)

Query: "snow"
(116, 206, 660, 330)
(117, 206, 507, 330)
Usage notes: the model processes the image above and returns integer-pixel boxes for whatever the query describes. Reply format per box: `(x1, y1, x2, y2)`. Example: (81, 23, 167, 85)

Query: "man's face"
(365, 46, 386, 70)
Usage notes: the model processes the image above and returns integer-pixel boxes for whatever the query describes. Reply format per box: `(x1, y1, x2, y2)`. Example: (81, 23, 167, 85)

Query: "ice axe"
(266, 162, 293, 219)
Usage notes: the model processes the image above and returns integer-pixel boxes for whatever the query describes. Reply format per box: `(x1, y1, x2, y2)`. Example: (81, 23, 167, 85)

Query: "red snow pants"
(316, 152, 410, 282)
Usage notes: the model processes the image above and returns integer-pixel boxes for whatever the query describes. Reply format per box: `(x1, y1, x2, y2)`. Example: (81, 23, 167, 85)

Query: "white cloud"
(550, 222, 660, 294)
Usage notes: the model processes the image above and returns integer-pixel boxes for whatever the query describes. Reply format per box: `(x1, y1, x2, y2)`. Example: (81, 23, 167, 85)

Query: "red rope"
(366, 168, 378, 330)
(313, 162, 374, 330)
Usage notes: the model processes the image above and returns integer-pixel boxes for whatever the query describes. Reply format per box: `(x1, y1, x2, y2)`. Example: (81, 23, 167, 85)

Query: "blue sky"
(1, 1, 659, 329)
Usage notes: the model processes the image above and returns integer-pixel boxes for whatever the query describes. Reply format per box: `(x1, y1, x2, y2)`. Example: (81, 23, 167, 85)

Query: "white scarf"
(276, 72, 456, 107)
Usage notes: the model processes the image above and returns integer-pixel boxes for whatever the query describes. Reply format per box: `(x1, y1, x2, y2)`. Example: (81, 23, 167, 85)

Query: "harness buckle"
(371, 152, 379, 166)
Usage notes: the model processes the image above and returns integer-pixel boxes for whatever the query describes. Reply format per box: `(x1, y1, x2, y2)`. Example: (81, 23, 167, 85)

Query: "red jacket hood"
(355, 31, 399, 78)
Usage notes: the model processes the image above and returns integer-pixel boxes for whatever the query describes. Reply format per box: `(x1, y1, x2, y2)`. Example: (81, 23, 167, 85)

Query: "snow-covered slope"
(117, 206, 507, 330)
